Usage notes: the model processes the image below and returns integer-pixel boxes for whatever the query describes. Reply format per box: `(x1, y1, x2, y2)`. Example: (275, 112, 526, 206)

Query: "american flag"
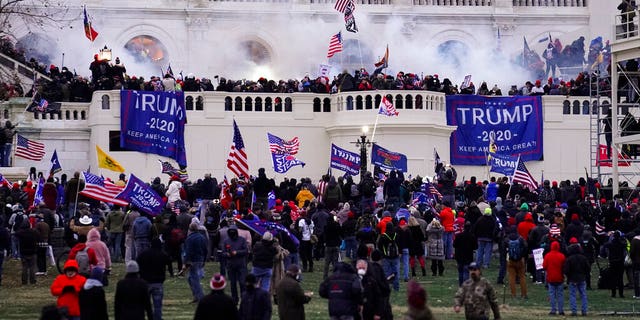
(15, 135, 45, 161)
(227, 120, 249, 178)
(158, 159, 189, 181)
(334, 0, 354, 13)
(0, 174, 10, 186)
(267, 133, 300, 155)
(327, 32, 343, 59)
(378, 96, 398, 116)
(79, 171, 128, 206)
(512, 157, 538, 191)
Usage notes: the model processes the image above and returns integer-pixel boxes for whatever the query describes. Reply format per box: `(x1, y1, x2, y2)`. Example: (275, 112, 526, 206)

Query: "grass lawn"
(1, 256, 640, 319)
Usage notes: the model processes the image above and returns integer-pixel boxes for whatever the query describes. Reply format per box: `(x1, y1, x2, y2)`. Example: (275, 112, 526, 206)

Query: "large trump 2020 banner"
(120, 90, 187, 167)
(446, 95, 543, 165)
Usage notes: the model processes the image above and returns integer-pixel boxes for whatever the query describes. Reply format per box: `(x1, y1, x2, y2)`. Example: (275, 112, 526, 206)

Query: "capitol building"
(0, 0, 631, 186)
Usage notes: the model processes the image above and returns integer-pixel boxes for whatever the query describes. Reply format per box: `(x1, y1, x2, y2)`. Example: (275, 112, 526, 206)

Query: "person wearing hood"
(51, 260, 87, 319)
(223, 224, 248, 304)
(565, 214, 584, 243)
(275, 264, 312, 320)
(85, 227, 111, 284)
(252, 231, 277, 292)
(426, 219, 445, 277)
(79, 267, 108, 320)
(355, 259, 386, 320)
(115, 261, 153, 320)
(517, 212, 536, 241)
(319, 262, 363, 319)
(543, 241, 566, 315)
(68, 234, 98, 278)
(601, 230, 627, 298)
(165, 175, 183, 205)
(137, 238, 171, 320)
(184, 222, 209, 303)
(564, 240, 590, 316)
(406, 280, 435, 320)
(238, 273, 272, 320)
(440, 201, 455, 260)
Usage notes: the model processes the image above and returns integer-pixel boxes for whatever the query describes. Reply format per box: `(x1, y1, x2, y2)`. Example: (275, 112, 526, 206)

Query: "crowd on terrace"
(0, 36, 612, 103)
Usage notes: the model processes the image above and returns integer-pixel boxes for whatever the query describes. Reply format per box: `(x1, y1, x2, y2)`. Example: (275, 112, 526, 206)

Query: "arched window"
(245, 97, 253, 112)
(73, 110, 78, 120)
(572, 100, 580, 114)
(185, 96, 194, 111)
(323, 98, 331, 112)
(255, 97, 263, 111)
(239, 40, 271, 65)
(81, 111, 86, 120)
(275, 97, 282, 112)
(394, 94, 402, 109)
(284, 98, 292, 112)
(265, 97, 273, 111)
(124, 35, 169, 66)
(356, 96, 364, 110)
(313, 98, 321, 112)
(365, 95, 373, 109)
(225, 97, 232, 111)
(196, 96, 204, 111)
(101, 95, 110, 110)
(405, 94, 413, 109)
(235, 97, 242, 111)
(415, 95, 423, 109)
(562, 100, 571, 114)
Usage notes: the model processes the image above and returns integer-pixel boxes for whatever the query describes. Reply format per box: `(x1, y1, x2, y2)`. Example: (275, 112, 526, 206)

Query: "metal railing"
(512, 0, 587, 6)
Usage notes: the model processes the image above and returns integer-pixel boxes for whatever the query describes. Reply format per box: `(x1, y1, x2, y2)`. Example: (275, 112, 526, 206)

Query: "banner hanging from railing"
(446, 95, 543, 165)
(120, 90, 187, 167)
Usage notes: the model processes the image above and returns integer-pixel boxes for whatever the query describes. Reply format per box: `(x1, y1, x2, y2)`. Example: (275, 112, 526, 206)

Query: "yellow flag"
(96, 145, 125, 173)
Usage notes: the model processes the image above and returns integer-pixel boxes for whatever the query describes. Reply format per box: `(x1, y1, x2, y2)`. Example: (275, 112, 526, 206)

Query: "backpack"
(12, 213, 24, 232)
(75, 247, 91, 276)
(383, 233, 399, 259)
(508, 238, 523, 261)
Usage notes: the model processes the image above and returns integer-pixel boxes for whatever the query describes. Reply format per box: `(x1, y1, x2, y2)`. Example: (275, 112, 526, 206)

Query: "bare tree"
(0, 0, 74, 40)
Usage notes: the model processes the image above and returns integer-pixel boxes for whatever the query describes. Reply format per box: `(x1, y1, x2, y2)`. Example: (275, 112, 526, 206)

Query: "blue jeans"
(443, 232, 454, 259)
(252, 266, 273, 292)
(457, 262, 469, 286)
(2, 143, 12, 167)
(188, 262, 205, 301)
(569, 281, 588, 314)
(11, 234, 19, 258)
(382, 258, 400, 291)
(548, 282, 564, 314)
(344, 237, 357, 261)
(401, 248, 410, 280)
(476, 240, 493, 268)
(134, 238, 151, 260)
(67, 202, 78, 221)
(284, 252, 299, 271)
(110, 232, 123, 262)
(149, 282, 164, 320)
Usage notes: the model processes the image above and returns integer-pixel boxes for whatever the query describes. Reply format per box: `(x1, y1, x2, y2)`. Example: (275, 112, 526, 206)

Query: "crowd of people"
(1, 160, 640, 319)
(0, 35, 611, 104)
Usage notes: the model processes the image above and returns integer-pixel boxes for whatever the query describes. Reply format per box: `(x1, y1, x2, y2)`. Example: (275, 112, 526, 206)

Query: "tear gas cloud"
(37, 12, 539, 91)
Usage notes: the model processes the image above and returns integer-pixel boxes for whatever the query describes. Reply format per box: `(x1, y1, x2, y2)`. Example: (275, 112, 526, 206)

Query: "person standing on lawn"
(454, 262, 501, 320)
(137, 238, 172, 320)
(543, 241, 566, 316)
(564, 241, 590, 316)
(51, 260, 87, 320)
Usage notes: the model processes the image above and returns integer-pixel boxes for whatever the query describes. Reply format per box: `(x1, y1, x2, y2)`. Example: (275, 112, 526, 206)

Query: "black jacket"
(79, 280, 108, 320)
(136, 246, 171, 284)
(319, 263, 363, 318)
(324, 219, 343, 247)
(114, 274, 153, 320)
(194, 290, 239, 320)
(252, 240, 277, 268)
(238, 287, 272, 320)
(564, 246, 591, 283)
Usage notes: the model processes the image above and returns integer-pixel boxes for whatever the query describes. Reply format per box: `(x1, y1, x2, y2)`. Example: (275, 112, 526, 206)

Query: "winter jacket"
(543, 241, 566, 283)
(472, 215, 496, 241)
(454, 230, 477, 265)
(564, 245, 590, 283)
(69, 243, 98, 268)
(276, 274, 311, 320)
(252, 240, 277, 269)
(184, 231, 208, 264)
(517, 213, 536, 241)
(50, 260, 87, 317)
(136, 242, 171, 284)
(194, 290, 239, 320)
(238, 287, 272, 320)
(79, 279, 108, 320)
(105, 209, 125, 233)
(439, 207, 455, 232)
(319, 263, 363, 318)
(114, 274, 153, 320)
(86, 228, 111, 270)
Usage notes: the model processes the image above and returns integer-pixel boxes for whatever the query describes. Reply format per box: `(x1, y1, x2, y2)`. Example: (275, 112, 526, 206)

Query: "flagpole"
(370, 113, 381, 175)
(507, 155, 520, 199)
(357, 39, 364, 69)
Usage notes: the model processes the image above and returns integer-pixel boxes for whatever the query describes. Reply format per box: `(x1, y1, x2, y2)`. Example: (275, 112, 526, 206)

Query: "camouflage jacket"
(454, 277, 501, 320)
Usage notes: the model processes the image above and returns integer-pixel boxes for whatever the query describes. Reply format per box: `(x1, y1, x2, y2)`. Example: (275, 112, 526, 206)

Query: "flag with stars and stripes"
(15, 135, 45, 161)
(79, 171, 128, 206)
(268, 133, 300, 155)
(512, 156, 538, 192)
(227, 120, 249, 178)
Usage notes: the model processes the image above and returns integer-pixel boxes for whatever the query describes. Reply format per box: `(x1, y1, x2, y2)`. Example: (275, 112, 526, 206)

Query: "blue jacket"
(184, 231, 208, 264)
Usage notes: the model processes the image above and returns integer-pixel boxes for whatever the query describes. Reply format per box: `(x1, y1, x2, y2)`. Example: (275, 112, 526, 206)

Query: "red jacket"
(543, 241, 566, 283)
(69, 243, 98, 268)
(50, 260, 86, 316)
(517, 213, 536, 241)
(377, 216, 393, 234)
(440, 207, 455, 232)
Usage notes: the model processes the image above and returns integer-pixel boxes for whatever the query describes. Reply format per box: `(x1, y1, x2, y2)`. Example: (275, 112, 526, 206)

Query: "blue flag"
(115, 174, 165, 216)
(271, 153, 305, 174)
(120, 90, 188, 167)
(267, 190, 276, 209)
(371, 143, 408, 172)
(412, 192, 428, 205)
(268, 133, 305, 174)
(50, 149, 62, 174)
(235, 218, 299, 247)
(33, 177, 45, 207)
(488, 152, 518, 177)
(330, 144, 361, 176)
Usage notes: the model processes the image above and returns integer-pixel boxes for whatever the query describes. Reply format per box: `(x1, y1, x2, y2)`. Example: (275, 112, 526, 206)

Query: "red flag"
(84, 6, 99, 42)
(374, 45, 389, 68)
